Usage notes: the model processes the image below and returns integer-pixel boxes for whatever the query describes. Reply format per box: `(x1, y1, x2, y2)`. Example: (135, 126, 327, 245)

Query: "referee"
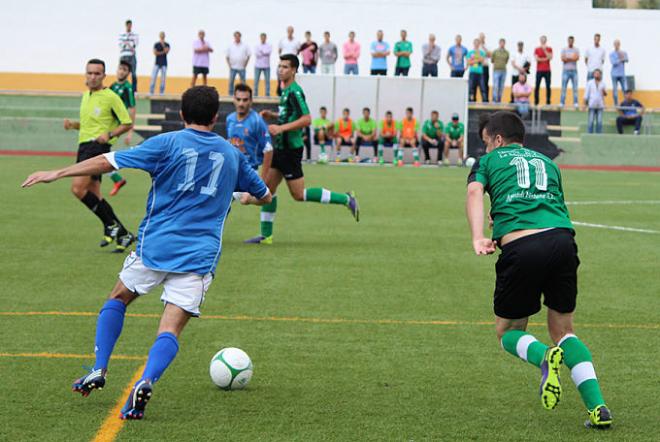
(63, 58, 135, 252)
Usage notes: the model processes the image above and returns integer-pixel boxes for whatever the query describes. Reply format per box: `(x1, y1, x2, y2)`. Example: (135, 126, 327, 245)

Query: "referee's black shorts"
(271, 147, 304, 181)
(494, 228, 579, 319)
(77, 141, 111, 181)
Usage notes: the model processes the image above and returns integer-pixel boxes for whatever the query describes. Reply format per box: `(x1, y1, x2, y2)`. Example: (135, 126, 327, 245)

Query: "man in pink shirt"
(192, 30, 213, 86)
(343, 31, 360, 75)
(512, 73, 533, 118)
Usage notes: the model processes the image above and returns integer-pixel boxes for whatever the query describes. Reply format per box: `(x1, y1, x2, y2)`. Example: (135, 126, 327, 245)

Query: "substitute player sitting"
(443, 113, 465, 166)
(334, 108, 355, 162)
(353, 107, 377, 162)
(312, 106, 333, 163)
(398, 107, 420, 167)
(421, 110, 444, 165)
(377, 110, 400, 165)
(466, 111, 611, 429)
(22, 86, 272, 420)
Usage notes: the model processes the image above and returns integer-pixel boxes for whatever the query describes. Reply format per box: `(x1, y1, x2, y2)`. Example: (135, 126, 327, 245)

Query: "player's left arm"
(259, 122, 273, 180)
(466, 181, 496, 255)
(22, 155, 114, 187)
(236, 154, 272, 206)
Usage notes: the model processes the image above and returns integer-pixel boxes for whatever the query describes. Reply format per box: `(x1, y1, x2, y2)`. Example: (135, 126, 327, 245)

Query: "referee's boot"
(113, 228, 136, 253)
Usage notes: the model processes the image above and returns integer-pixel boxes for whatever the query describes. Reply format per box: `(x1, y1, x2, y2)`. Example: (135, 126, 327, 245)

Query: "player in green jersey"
(466, 111, 611, 429)
(443, 113, 465, 166)
(353, 107, 378, 162)
(421, 111, 444, 165)
(245, 54, 359, 244)
(312, 106, 333, 163)
(107, 61, 136, 196)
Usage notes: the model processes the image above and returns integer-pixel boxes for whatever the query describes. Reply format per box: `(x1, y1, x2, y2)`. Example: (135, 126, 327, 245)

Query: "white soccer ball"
(318, 153, 328, 164)
(465, 157, 476, 168)
(209, 347, 253, 390)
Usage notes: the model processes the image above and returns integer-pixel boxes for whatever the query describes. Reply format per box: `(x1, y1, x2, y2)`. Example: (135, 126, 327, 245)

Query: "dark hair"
(363, 107, 370, 113)
(181, 86, 219, 125)
(118, 60, 132, 72)
(234, 83, 253, 99)
(343, 108, 350, 113)
(479, 111, 525, 144)
(385, 110, 392, 115)
(568, 35, 574, 39)
(405, 107, 413, 113)
(87, 58, 106, 72)
(431, 110, 439, 115)
(594, 33, 601, 38)
(320, 106, 327, 111)
(280, 54, 299, 70)
(624, 89, 633, 94)
(125, 19, 132, 25)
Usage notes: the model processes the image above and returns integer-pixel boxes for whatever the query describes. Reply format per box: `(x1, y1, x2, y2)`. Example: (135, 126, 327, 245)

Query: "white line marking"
(566, 200, 660, 206)
(573, 221, 660, 234)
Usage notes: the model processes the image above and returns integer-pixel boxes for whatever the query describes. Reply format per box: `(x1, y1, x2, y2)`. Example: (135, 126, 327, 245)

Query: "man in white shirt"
(118, 20, 139, 91)
(584, 33, 606, 81)
(279, 26, 301, 56)
(584, 68, 607, 133)
(226, 31, 251, 95)
(510, 41, 530, 103)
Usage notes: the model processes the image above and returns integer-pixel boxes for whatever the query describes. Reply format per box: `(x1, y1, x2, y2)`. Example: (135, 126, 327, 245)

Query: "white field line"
(572, 221, 660, 234)
(566, 200, 660, 206)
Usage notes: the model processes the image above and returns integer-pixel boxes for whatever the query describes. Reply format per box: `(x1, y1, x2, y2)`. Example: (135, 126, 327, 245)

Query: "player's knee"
(70, 183, 86, 199)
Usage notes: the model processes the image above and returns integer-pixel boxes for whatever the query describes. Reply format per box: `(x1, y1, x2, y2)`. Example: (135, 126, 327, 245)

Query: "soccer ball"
(209, 347, 253, 390)
(317, 153, 328, 164)
(465, 157, 476, 168)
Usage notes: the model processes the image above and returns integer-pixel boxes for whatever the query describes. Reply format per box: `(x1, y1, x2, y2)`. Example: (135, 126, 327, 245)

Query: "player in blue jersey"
(22, 86, 271, 420)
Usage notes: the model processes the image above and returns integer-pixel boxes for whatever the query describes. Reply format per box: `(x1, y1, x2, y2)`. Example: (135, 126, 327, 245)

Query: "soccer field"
(1, 158, 659, 441)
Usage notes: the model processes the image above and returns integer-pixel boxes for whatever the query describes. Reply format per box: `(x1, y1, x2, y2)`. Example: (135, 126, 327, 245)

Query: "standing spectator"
(149, 32, 169, 95)
(421, 34, 441, 77)
(343, 31, 361, 75)
(510, 41, 530, 103)
(560, 36, 580, 107)
(226, 31, 251, 95)
(534, 35, 553, 105)
(491, 38, 509, 103)
(319, 31, 338, 75)
(616, 90, 643, 135)
(467, 38, 487, 102)
(584, 69, 607, 134)
(370, 30, 390, 76)
(279, 26, 301, 56)
(118, 20, 139, 91)
(300, 31, 319, 74)
(512, 73, 533, 118)
(479, 33, 491, 100)
(254, 33, 272, 97)
(610, 39, 629, 106)
(393, 29, 413, 76)
(447, 34, 468, 78)
(584, 33, 605, 81)
(192, 30, 213, 87)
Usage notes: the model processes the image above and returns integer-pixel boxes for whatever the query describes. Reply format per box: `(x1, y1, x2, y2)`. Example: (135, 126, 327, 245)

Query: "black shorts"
(272, 147, 304, 180)
(494, 228, 579, 319)
(77, 141, 111, 181)
(401, 137, 418, 147)
(193, 66, 209, 75)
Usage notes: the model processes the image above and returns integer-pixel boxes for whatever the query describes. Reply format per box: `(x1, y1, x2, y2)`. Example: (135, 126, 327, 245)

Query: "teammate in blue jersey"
(226, 83, 273, 177)
(22, 86, 272, 420)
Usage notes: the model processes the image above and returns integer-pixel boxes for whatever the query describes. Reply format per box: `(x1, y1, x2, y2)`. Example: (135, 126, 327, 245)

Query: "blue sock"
(140, 332, 179, 384)
(93, 299, 127, 370)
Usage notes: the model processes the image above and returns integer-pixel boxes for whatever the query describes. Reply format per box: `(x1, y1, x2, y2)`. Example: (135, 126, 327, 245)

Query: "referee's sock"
(559, 334, 606, 411)
(303, 188, 349, 205)
(81, 191, 114, 227)
(501, 329, 549, 368)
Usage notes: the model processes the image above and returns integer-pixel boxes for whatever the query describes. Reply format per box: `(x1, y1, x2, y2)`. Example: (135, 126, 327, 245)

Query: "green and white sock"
(378, 146, 384, 161)
(392, 148, 398, 164)
(559, 334, 606, 410)
(413, 149, 420, 162)
(320, 144, 326, 154)
(110, 172, 124, 183)
(260, 195, 277, 238)
(303, 188, 348, 205)
(398, 149, 404, 161)
(501, 330, 549, 368)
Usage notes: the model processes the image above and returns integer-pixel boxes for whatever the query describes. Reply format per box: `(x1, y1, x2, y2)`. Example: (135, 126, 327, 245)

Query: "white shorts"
(119, 252, 213, 317)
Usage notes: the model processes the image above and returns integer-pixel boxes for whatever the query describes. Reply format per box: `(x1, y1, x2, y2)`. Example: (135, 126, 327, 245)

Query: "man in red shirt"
(534, 35, 553, 105)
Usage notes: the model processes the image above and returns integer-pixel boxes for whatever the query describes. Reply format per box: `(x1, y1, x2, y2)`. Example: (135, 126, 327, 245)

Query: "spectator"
(534, 35, 553, 105)
(393, 30, 413, 76)
(319, 31, 338, 75)
(354, 107, 378, 161)
(370, 30, 390, 76)
(443, 113, 465, 166)
(192, 30, 213, 87)
(616, 90, 643, 135)
(584, 68, 607, 133)
(149, 31, 169, 95)
(254, 33, 272, 97)
(512, 73, 533, 118)
(279, 26, 300, 55)
(421, 110, 444, 164)
(300, 31, 319, 74)
(447, 34, 468, 78)
(584, 33, 605, 81)
(398, 107, 420, 167)
(313, 106, 333, 161)
(421, 34, 441, 77)
(479, 33, 491, 100)
(560, 36, 580, 107)
(226, 31, 251, 95)
(377, 111, 400, 165)
(334, 108, 355, 161)
(510, 41, 530, 103)
(610, 39, 629, 106)
(491, 38, 509, 103)
(118, 19, 139, 91)
(343, 31, 361, 75)
(467, 38, 487, 102)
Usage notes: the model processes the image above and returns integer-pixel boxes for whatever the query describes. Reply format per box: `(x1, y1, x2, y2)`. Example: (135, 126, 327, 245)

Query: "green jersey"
(110, 81, 136, 109)
(422, 119, 443, 139)
(446, 122, 464, 140)
(356, 118, 377, 135)
(276, 81, 310, 149)
(313, 117, 330, 131)
(394, 41, 413, 68)
(468, 144, 573, 240)
(78, 88, 132, 145)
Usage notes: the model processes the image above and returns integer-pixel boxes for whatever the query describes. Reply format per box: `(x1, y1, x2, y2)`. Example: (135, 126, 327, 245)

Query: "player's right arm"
(236, 154, 272, 206)
(466, 181, 496, 255)
(22, 155, 114, 187)
(63, 119, 80, 130)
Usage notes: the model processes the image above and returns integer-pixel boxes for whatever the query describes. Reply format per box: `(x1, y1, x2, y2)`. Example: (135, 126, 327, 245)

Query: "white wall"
(2, 0, 659, 89)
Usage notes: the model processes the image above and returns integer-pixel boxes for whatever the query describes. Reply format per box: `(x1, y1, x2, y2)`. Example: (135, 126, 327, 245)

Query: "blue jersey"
(106, 128, 268, 275)
(226, 110, 273, 169)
